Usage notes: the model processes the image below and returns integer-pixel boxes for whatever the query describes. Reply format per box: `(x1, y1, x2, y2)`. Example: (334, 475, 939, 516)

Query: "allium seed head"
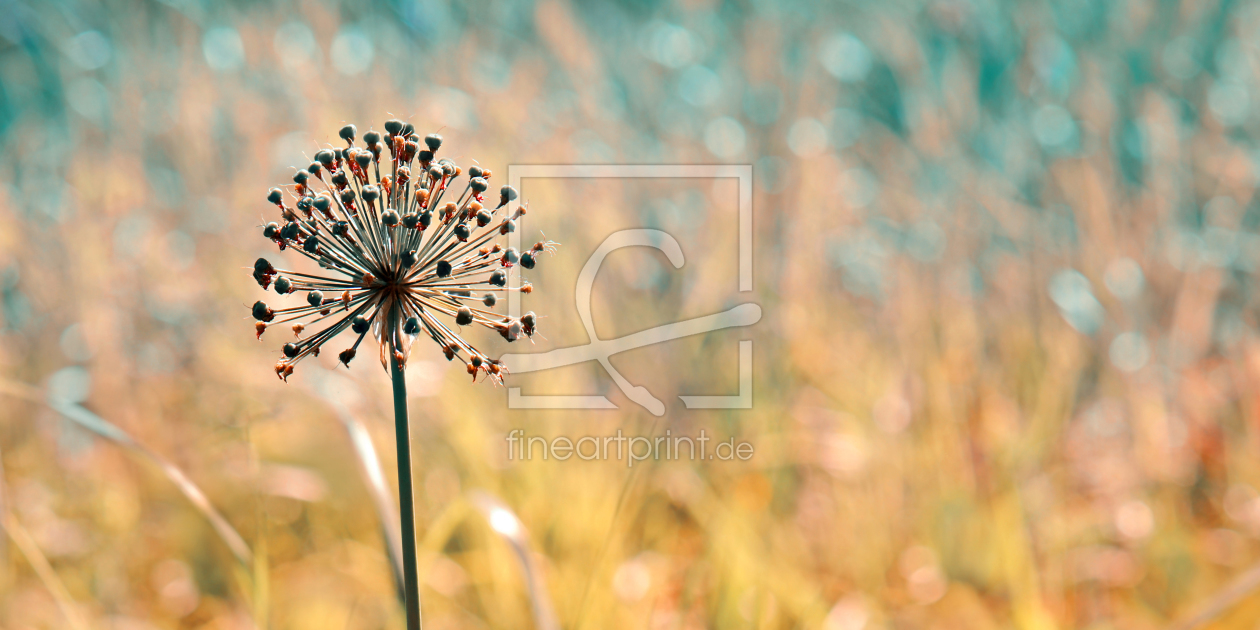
(244, 120, 559, 382)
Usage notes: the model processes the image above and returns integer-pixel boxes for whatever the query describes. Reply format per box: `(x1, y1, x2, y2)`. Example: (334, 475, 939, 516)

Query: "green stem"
(389, 309, 423, 630)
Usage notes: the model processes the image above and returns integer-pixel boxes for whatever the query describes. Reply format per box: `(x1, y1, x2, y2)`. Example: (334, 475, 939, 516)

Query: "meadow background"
(3, 0, 1260, 628)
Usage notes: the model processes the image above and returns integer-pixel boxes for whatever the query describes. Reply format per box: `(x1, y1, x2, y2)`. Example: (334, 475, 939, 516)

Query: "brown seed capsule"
(362, 273, 376, 287)
(292, 323, 305, 337)
(255, 322, 267, 340)
(341, 290, 351, 310)
(339, 348, 357, 366)
(275, 361, 294, 381)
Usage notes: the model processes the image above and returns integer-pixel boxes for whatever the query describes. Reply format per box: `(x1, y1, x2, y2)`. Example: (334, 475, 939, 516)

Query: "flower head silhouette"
(250, 121, 556, 383)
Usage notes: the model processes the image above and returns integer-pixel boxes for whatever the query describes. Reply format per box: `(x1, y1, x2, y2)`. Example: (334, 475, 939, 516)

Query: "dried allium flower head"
(249, 121, 557, 383)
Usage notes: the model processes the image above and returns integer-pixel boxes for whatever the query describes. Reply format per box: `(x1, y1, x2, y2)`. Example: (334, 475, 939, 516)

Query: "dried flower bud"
(436, 260, 452, 277)
(382, 209, 400, 226)
(483, 293, 497, 307)
(339, 124, 357, 142)
(499, 185, 518, 207)
(425, 133, 442, 151)
(385, 119, 404, 135)
(470, 177, 488, 193)
(267, 188, 284, 204)
(339, 348, 356, 366)
(255, 321, 267, 340)
(283, 343, 300, 358)
(404, 317, 421, 335)
(490, 270, 507, 287)
(274, 276, 293, 294)
(352, 316, 370, 334)
(454, 223, 471, 241)
(520, 251, 536, 269)
(253, 300, 275, 322)
(456, 307, 474, 326)
(307, 290, 324, 307)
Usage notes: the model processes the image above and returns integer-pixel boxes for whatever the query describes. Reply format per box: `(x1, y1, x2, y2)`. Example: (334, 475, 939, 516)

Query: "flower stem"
(389, 310, 423, 630)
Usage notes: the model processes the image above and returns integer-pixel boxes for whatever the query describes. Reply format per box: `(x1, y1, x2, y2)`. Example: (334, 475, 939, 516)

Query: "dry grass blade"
(0, 445, 89, 630)
(0, 378, 253, 566)
(1168, 563, 1260, 630)
(325, 399, 408, 603)
(469, 491, 559, 630)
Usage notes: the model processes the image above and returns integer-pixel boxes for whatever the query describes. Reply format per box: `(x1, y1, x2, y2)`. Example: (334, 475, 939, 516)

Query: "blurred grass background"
(4, 0, 1260, 628)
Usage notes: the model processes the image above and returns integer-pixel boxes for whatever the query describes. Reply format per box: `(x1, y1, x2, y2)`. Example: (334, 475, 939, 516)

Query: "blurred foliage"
(6, 0, 1260, 628)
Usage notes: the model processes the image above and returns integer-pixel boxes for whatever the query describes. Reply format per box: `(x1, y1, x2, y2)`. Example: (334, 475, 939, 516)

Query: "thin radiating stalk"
(390, 305, 423, 630)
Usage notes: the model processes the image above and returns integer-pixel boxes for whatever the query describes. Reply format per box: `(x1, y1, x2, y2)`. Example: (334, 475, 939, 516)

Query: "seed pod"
(263, 222, 280, 238)
(307, 290, 324, 307)
(254, 258, 275, 273)
(402, 213, 419, 229)
(470, 177, 488, 193)
(292, 323, 305, 337)
(333, 221, 350, 236)
(283, 343, 300, 358)
(401, 250, 417, 267)
(315, 149, 335, 166)
(252, 300, 275, 322)
(483, 293, 497, 306)
(499, 219, 516, 235)
(339, 124, 357, 142)
(404, 317, 421, 335)
(280, 222, 300, 240)
(476, 209, 492, 227)
(274, 276, 293, 294)
(436, 260, 452, 277)
(521, 311, 536, 336)
(419, 211, 433, 228)
(363, 130, 381, 147)
(385, 119, 403, 135)
(331, 171, 349, 188)
(455, 307, 473, 326)
(340, 188, 356, 205)
(355, 151, 372, 169)
(303, 234, 319, 253)
(293, 170, 310, 185)
(313, 195, 331, 214)
(454, 223, 471, 241)
(352, 316, 370, 334)
(382, 209, 400, 226)
(339, 348, 356, 366)
(468, 165, 483, 178)
(425, 133, 442, 151)
(499, 185, 518, 206)
(267, 188, 284, 204)
(307, 162, 322, 177)
(490, 270, 507, 287)
(401, 122, 414, 137)
(502, 247, 520, 265)
(255, 321, 267, 339)
(520, 251, 536, 269)
(361, 185, 379, 203)
(418, 150, 434, 164)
